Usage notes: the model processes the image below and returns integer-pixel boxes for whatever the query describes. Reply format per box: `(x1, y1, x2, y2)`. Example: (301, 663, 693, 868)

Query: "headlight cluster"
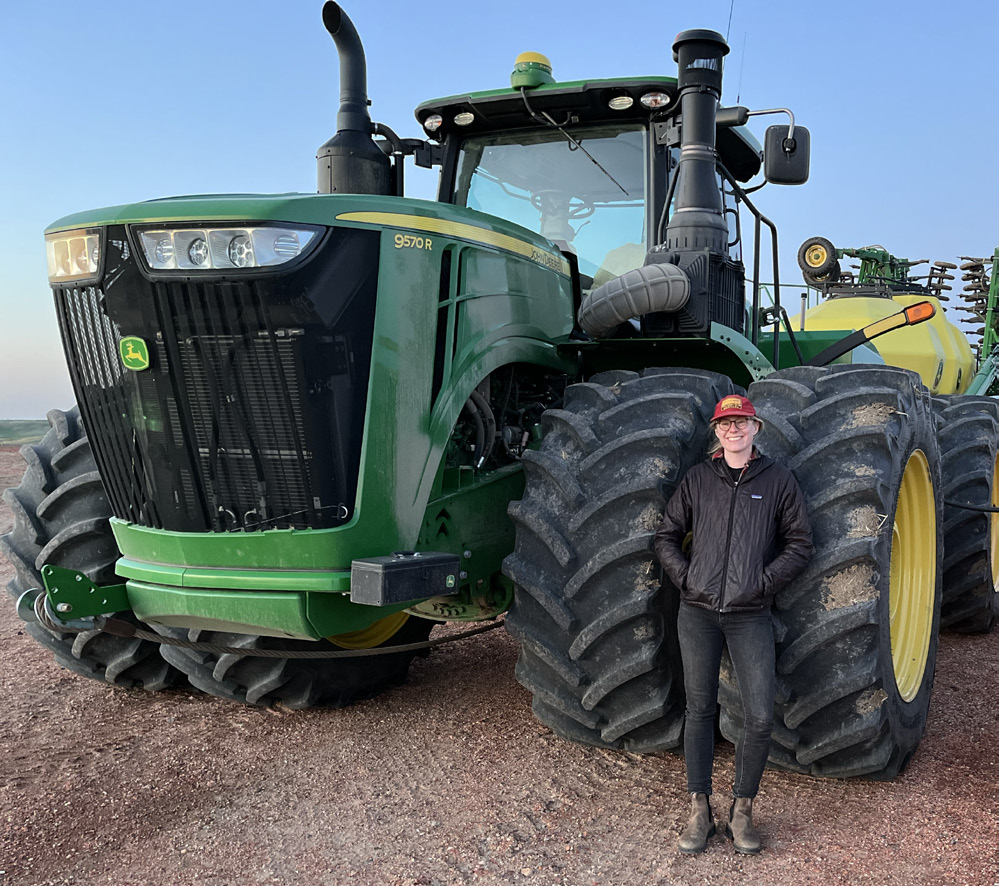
(45, 228, 102, 283)
(137, 225, 319, 272)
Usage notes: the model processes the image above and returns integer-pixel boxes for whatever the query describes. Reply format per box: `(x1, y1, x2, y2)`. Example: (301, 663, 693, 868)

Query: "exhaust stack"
(316, 2, 391, 195)
(664, 29, 730, 255)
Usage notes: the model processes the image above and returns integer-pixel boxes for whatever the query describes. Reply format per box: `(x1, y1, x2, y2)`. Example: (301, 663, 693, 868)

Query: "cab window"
(453, 125, 647, 285)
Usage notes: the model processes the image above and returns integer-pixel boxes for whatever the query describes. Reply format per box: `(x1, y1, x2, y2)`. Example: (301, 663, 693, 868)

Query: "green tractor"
(5, 3, 996, 780)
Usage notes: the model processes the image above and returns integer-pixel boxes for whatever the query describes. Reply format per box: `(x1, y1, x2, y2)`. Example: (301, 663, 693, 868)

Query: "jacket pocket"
(762, 566, 784, 604)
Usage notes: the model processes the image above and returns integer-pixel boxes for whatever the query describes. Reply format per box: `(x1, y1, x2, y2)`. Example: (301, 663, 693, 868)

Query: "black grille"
(54, 225, 380, 532)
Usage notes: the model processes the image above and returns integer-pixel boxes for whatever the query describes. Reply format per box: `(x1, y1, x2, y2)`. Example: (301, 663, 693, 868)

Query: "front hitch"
(17, 565, 131, 632)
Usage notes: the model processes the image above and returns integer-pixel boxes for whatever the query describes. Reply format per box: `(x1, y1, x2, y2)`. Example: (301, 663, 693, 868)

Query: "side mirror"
(764, 124, 810, 184)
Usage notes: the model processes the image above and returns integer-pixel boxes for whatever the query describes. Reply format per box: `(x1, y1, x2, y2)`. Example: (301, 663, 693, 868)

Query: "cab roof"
(414, 76, 762, 182)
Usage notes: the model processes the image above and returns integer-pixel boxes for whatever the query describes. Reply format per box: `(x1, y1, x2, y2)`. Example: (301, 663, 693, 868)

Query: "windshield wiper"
(519, 88, 630, 197)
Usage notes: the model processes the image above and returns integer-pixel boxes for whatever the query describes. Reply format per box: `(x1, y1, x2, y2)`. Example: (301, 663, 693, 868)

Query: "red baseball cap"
(712, 394, 756, 422)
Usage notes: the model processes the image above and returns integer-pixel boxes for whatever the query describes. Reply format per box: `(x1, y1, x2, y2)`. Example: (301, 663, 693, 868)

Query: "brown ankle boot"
(724, 796, 761, 854)
(678, 792, 715, 854)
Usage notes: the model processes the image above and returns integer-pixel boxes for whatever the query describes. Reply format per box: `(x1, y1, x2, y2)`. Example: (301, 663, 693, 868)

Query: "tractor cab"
(413, 59, 763, 296)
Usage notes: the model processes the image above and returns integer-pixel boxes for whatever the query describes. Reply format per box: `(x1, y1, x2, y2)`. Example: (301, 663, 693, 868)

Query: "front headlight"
(45, 228, 102, 283)
(136, 224, 321, 272)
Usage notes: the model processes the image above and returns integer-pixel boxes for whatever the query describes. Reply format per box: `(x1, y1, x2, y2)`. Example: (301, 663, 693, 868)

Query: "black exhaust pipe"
(664, 29, 730, 255)
(316, 2, 392, 195)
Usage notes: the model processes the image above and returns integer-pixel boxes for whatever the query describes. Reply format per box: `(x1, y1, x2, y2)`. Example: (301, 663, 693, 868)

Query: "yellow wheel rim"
(991, 453, 999, 587)
(805, 243, 829, 268)
(889, 450, 936, 702)
(328, 611, 410, 649)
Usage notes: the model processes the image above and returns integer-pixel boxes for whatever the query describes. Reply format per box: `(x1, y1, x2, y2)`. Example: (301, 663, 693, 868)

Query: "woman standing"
(654, 394, 812, 855)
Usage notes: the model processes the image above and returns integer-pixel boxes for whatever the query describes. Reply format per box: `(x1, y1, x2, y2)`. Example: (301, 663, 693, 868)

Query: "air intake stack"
(316, 2, 392, 195)
(664, 29, 730, 255)
(636, 28, 745, 337)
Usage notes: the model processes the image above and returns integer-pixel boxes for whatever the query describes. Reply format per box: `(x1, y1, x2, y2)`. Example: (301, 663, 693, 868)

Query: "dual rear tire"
(504, 368, 738, 751)
(507, 365, 946, 778)
(934, 395, 999, 632)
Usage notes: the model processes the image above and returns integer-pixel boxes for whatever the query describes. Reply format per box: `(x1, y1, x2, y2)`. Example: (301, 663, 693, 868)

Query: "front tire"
(719, 366, 943, 779)
(0, 407, 180, 690)
(153, 614, 434, 708)
(504, 368, 739, 751)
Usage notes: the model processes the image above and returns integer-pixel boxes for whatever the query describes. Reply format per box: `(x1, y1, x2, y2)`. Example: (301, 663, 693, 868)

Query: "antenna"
(736, 32, 747, 104)
(725, 0, 735, 41)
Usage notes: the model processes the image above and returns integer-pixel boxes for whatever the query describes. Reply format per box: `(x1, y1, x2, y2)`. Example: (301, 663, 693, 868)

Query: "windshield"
(453, 125, 647, 284)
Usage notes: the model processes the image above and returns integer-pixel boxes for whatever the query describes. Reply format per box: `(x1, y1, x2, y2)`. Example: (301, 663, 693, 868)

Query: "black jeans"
(677, 601, 775, 798)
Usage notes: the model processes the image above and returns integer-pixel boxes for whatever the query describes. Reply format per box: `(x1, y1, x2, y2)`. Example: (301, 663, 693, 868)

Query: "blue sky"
(1, 0, 995, 417)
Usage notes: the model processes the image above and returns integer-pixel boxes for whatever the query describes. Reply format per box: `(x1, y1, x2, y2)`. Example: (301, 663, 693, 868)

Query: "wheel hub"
(805, 244, 828, 268)
(889, 449, 936, 702)
(328, 611, 411, 649)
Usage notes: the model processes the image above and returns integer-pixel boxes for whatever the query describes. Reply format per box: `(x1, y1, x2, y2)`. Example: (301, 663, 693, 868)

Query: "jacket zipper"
(717, 464, 748, 611)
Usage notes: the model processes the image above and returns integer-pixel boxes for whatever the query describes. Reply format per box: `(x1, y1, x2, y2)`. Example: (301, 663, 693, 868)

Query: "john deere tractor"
(5, 3, 996, 780)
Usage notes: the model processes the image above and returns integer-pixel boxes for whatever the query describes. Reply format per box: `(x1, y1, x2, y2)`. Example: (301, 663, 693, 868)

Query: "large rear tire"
(504, 368, 739, 751)
(718, 366, 943, 779)
(0, 408, 180, 690)
(933, 395, 999, 633)
(153, 614, 434, 708)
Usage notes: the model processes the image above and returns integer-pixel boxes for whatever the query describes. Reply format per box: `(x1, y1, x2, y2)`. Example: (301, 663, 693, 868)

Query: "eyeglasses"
(715, 417, 751, 430)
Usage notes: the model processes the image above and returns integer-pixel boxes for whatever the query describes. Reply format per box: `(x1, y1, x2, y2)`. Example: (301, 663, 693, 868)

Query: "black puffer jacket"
(654, 451, 812, 612)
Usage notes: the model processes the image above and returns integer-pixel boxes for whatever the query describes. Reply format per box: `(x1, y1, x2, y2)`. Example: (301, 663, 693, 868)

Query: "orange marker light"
(904, 301, 936, 324)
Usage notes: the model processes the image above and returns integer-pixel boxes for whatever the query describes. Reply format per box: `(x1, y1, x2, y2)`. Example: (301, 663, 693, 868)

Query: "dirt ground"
(1, 443, 998, 886)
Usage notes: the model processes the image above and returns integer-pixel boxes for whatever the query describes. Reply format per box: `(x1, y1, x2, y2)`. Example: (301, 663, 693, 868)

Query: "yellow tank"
(796, 293, 975, 394)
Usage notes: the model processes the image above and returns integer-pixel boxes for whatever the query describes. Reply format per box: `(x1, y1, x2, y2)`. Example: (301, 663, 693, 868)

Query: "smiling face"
(713, 416, 759, 467)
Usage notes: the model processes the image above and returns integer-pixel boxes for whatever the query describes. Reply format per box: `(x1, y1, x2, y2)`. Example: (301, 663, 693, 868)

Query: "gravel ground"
(1, 443, 998, 886)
